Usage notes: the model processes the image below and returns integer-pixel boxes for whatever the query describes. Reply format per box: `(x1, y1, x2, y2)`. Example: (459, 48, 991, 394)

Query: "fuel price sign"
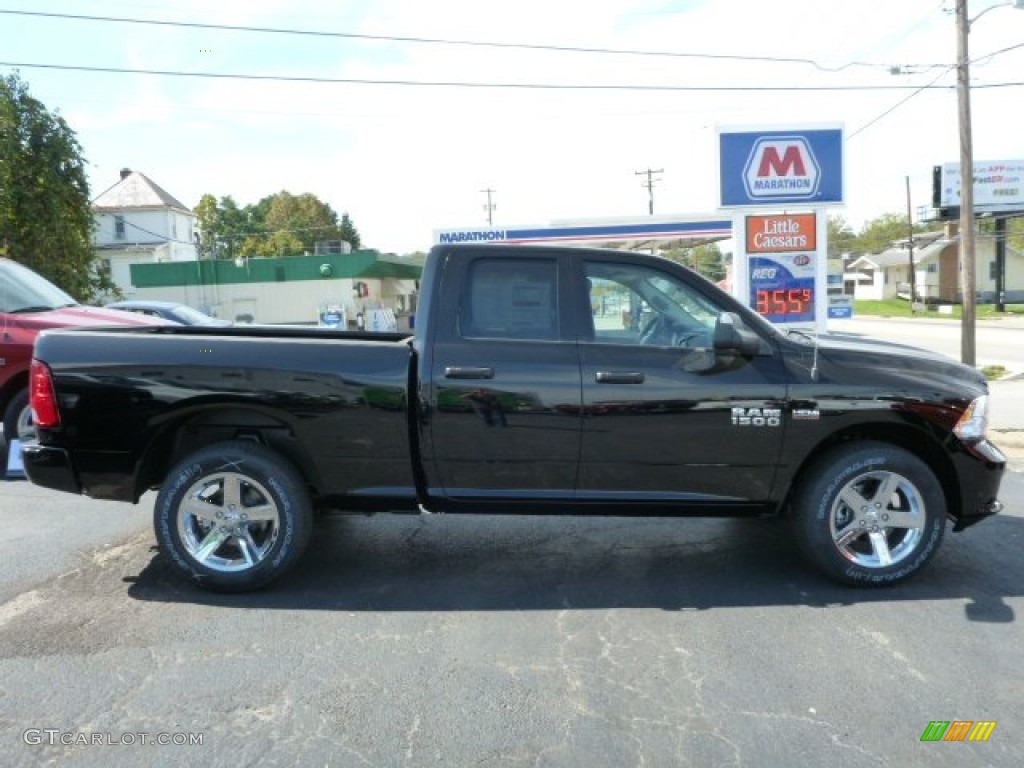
(744, 213, 818, 326)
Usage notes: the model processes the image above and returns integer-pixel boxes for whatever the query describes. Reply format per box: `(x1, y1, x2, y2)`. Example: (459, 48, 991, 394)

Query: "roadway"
(828, 314, 1024, 374)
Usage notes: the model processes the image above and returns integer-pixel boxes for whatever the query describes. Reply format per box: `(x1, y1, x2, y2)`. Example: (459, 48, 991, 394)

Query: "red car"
(1, 258, 164, 444)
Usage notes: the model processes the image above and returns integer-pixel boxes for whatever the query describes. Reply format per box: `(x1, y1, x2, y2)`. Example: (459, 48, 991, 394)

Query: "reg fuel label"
(745, 213, 817, 325)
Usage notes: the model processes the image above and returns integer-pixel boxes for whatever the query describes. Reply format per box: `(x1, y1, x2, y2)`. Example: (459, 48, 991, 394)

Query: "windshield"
(0, 259, 77, 313)
(172, 305, 217, 324)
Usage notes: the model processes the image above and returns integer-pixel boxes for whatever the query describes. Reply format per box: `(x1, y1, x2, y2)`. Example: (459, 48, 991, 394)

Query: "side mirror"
(713, 312, 762, 356)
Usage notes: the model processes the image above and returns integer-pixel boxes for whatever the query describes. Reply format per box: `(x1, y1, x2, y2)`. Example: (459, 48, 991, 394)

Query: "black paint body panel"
(25, 245, 1005, 530)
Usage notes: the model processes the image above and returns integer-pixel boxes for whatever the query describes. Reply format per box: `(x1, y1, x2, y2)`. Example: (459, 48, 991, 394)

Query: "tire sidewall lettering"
(154, 442, 313, 591)
(795, 442, 946, 586)
(814, 455, 885, 522)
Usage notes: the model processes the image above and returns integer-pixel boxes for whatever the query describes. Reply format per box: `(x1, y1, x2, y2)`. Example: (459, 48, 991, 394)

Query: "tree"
(263, 191, 343, 253)
(193, 193, 219, 257)
(827, 215, 857, 258)
(193, 194, 256, 260)
(264, 230, 304, 257)
(338, 212, 362, 251)
(661, 242, 726, 282)
(853, 213, 910, 254)
(194, 190, 363, 257)
(853, 212, 941, 254)
(0, 73, 115, 300)
(1003, 216, 1024, 253)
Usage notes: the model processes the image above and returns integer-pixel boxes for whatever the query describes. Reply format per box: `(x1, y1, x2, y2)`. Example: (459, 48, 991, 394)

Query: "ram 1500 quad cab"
(22, 244, 1006, 591)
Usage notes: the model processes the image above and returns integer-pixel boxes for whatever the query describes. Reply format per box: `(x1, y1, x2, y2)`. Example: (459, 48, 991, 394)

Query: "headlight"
(953, 395, 989, 441)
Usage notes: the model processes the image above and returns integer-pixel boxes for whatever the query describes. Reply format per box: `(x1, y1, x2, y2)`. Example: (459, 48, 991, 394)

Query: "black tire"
(3, 388, 32, 444)
(792, 441, 946, 586)
(154, 440, 314, 592)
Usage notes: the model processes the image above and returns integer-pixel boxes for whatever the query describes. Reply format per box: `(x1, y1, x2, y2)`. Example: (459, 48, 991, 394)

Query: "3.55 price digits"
(756, 288, 812, 316)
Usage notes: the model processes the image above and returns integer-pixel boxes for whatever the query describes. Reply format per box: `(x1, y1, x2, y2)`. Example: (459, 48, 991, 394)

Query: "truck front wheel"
(793, 442, 946, 586)
(154, 441, 314, 591)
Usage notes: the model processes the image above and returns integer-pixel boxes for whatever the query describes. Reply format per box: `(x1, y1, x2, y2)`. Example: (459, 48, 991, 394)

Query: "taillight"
(29, 359, 61, 428)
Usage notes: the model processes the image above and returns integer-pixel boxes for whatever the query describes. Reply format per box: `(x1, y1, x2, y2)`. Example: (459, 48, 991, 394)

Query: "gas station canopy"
(434, 214, 732, 252)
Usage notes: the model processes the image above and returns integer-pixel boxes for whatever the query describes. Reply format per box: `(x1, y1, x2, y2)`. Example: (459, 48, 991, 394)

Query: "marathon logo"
(438, 230, 507, 244)
(744, 137, 820, 200)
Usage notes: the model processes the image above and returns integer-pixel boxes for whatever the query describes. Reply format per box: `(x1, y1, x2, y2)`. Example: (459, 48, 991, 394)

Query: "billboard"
(719, 125, 844, 208)
(937, 159, 1024, 214)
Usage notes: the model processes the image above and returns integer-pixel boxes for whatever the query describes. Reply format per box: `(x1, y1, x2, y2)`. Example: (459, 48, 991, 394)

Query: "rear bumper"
(951, 438, 1006, 532)
(21, 442, 81, 495)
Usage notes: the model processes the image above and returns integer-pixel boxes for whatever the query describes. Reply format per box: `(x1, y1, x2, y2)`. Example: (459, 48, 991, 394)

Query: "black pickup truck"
(23, 244, 1006, 591)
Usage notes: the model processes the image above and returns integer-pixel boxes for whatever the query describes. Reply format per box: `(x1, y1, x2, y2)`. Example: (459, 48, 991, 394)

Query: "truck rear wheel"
(154, 441, 313, 592)
(3, 388, 33, 444)
(793, 442, 946, 586)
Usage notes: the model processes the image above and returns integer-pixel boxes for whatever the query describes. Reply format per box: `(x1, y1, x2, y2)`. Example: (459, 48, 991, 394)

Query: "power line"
(119, 214, 346, 245)
(4, 60, 1021, 91)
(847, 40, 1024, 140)
(120, 219, 193, 244)
(0, 8, 939, 72)
(847, 66, 955, 139)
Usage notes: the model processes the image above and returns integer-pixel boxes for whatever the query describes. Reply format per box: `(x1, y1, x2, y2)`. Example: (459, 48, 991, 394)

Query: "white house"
(847, 231, 949, 301)
(847, 223, 1024, 304)
(92, 168, 198, 296)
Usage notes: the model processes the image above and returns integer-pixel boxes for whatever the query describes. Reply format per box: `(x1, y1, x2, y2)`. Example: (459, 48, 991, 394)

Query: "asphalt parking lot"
(3, 316, 1023, 767)
(1, 460, 1022, 767)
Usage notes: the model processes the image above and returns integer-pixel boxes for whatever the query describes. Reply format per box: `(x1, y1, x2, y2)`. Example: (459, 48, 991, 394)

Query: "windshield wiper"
(8, 305, 58, 314)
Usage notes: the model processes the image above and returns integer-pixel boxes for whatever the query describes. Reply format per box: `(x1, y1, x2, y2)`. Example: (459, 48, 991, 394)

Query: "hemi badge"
(793, 408, 820, 421)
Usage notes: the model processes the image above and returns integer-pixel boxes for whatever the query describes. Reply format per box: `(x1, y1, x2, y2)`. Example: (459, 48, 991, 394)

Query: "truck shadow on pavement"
(125, 512, 1023, 623)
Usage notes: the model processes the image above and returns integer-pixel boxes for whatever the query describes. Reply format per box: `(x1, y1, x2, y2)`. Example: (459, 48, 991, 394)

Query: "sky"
(2, 0, 1022, 254)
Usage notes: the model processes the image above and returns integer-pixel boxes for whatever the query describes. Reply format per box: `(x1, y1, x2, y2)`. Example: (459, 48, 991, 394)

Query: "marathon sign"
(437, 229, 507, 244)
(719, 125, 844, 208)
(434, 218, 732, 246)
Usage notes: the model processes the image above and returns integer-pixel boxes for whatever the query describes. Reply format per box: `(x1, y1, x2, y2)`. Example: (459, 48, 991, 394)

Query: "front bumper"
(20, 442, 82, 495)
(951, 438, 1006, 532)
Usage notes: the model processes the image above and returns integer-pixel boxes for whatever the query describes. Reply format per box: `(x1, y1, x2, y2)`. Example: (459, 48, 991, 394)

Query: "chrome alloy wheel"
(15, 402, 35, 441)
(828, 469, 926, 569)
(177, 471, 282, 572)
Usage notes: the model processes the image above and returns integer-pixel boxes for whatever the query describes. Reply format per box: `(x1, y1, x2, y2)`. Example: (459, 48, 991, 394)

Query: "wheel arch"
(134, 404, 324, 503)
(782, 422, 960, 519)
(0, 371, 28, 415)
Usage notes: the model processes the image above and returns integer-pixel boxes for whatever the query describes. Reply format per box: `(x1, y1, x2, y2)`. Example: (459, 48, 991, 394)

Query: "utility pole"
(995, 216, 1007, 312)
(956, 0, 976, 365)
(905, 176, 917, 314)
(481, 188, 496, 227)
(635, 168, 663, 215)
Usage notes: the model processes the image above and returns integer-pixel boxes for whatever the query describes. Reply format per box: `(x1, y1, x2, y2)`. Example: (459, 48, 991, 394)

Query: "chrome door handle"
(444, 366, 495, 380)
(595, 371, 645, 384)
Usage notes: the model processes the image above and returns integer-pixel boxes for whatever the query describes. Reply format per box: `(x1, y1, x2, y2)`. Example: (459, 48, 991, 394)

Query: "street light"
(956, 0, 1024, 365)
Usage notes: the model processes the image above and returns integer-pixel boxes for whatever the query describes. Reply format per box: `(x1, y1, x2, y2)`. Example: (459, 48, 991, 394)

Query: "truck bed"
(31, 325, 417, 505)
